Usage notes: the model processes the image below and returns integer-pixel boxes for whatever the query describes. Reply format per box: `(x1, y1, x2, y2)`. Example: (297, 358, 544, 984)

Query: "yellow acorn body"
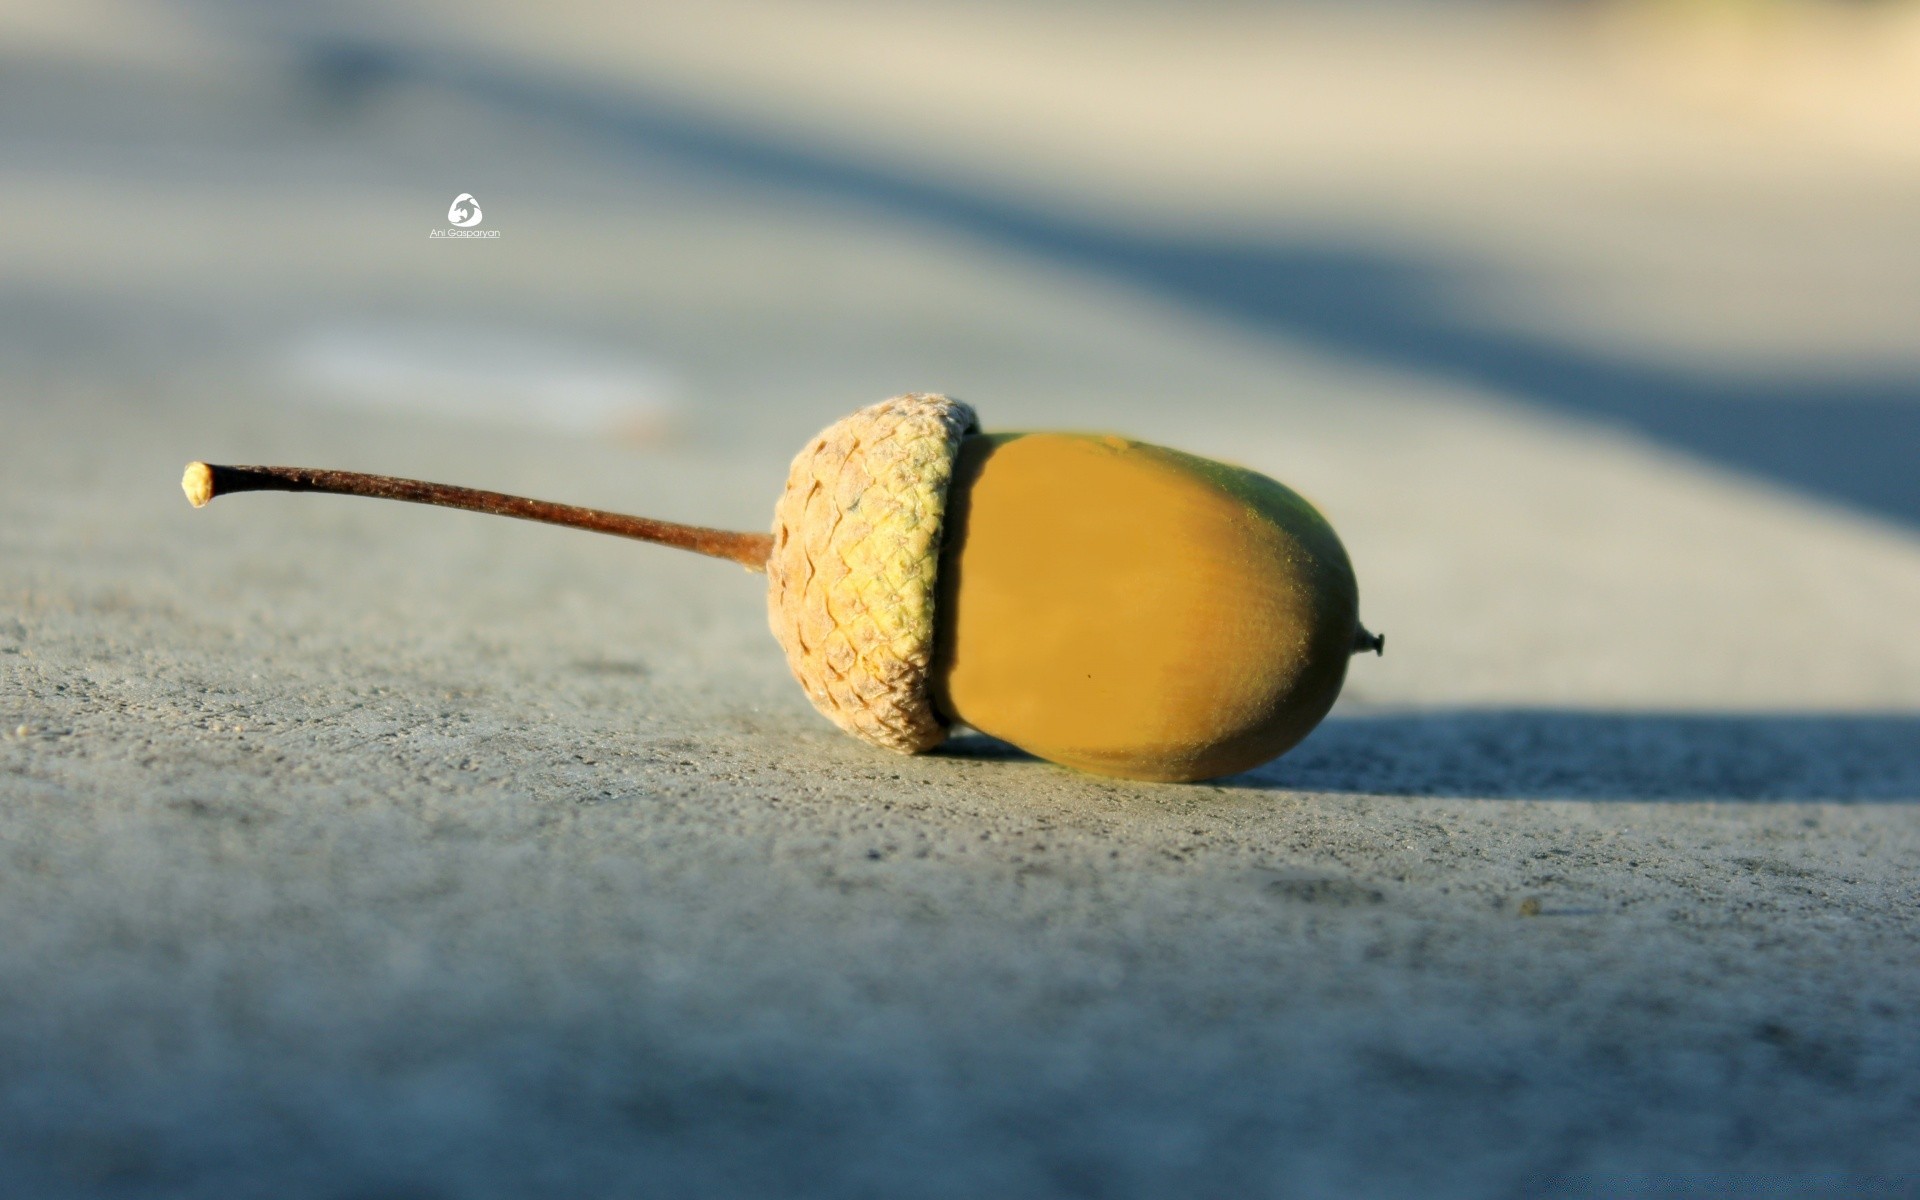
(932, 433, 1363, 782)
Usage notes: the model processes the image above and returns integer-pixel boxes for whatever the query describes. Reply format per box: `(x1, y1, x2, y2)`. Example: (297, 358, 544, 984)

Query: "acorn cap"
(767, 394, 978, 753)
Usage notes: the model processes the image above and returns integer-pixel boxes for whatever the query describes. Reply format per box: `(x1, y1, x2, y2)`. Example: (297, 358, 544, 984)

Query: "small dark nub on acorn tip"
(1354, 626, 1385, 656)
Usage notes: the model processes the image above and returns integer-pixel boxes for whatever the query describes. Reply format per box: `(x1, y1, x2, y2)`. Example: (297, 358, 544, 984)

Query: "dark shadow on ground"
(945, 712, 1920, 802)
(1238, 709, 1920, 802)
(941, 711, 1920, 801)
(287, 35, 1920, 529)
(935, 732, 1041, 766)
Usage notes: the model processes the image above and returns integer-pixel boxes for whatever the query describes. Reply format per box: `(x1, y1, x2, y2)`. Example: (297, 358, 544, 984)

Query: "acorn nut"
(183, 393, 1380, 783)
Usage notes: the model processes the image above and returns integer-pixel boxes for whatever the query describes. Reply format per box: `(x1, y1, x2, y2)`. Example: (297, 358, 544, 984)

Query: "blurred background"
(6, 0, 1920, 706)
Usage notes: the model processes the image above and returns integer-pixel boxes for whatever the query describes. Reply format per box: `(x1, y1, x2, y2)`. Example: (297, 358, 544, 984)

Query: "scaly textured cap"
(767, 394, 978, 753)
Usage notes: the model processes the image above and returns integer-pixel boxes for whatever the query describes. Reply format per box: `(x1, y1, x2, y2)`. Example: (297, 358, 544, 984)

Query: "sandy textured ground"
(3, 2, 1918, 1195)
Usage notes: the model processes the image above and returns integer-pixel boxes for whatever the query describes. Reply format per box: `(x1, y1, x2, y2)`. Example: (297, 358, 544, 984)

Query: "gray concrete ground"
(3, 2, 1919, 1195)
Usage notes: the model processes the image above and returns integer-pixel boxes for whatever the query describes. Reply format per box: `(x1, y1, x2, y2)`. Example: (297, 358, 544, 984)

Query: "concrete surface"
(3, 2, 1919, 1196)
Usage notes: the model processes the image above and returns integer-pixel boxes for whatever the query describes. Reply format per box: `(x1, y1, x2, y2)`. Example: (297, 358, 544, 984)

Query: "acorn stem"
(1353, 625, 1384, 656)
(181, 462, 773, 571)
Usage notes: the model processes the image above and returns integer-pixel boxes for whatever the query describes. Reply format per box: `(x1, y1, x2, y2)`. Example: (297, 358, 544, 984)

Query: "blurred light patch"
(283, 324, 680, 442)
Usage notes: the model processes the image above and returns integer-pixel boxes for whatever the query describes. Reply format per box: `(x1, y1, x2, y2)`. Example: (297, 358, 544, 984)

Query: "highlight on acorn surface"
(181, 394, 1381, 782)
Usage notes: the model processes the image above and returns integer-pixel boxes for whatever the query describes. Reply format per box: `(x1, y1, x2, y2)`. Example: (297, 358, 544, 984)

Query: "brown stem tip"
(1354, 625, 1385, 656)
(180, 461, 773, 571)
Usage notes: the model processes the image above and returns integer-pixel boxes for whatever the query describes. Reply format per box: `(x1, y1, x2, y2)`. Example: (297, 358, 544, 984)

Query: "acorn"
(183, 394, 1379, 782)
